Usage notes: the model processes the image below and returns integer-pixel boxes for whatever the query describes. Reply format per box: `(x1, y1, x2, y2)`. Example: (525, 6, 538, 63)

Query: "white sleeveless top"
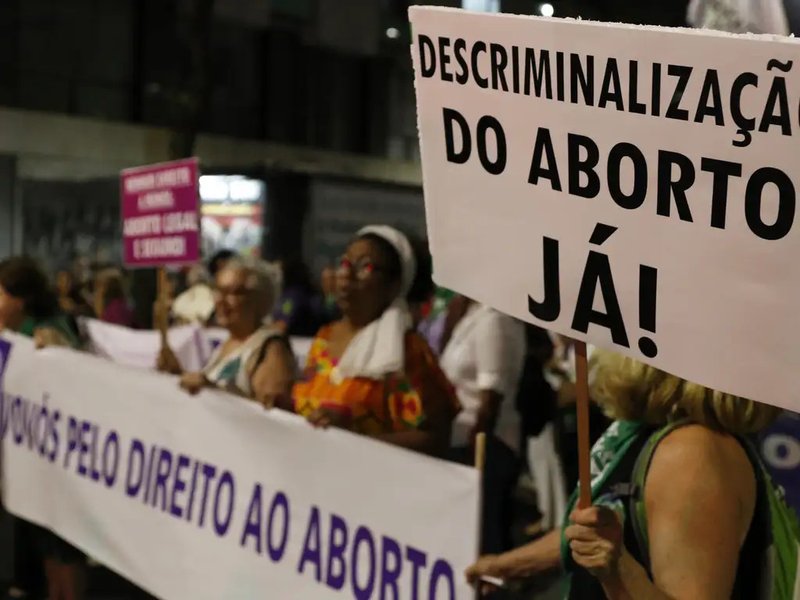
(203, 326, 284, 398)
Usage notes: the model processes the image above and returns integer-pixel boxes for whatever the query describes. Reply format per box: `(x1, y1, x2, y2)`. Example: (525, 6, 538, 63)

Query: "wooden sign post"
(574, 341, 592, 509)
(156, 267, 170, 345)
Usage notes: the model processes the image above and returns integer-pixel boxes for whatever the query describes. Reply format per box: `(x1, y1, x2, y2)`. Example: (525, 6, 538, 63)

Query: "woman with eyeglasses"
(158, 257, 295, 408)
(291, 226, 460, 456)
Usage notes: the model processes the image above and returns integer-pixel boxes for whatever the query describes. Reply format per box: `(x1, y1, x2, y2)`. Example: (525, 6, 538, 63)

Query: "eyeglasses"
(337, 256, 388, 281)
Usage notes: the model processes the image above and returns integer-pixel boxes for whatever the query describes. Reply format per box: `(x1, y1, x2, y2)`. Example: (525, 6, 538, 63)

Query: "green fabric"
(429, 287, 456, 318)
(215, 358, 242, 387)
(18, 315, 79, 348)
(765, 475, 800, 600)
(17, 317, 38, 337)
(559, 421, 645, 571)
(629, 421, 800, 600)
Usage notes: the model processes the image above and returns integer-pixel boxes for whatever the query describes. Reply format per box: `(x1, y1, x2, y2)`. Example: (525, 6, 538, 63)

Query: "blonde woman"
(467, 350, 787, 599)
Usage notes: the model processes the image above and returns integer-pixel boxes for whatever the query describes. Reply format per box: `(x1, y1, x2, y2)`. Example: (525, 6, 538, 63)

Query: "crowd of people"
(0, 223, 795, 600)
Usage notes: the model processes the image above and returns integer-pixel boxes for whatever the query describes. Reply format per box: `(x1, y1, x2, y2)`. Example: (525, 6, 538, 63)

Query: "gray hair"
(220, 257, 282, 319)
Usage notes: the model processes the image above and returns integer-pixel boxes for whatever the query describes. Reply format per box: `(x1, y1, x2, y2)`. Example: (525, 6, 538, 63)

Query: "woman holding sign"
(0, 257, 87, 600)
(292, 226, 460, 456)
(466, 350, 794, 599)
(159, 257, 296, 407)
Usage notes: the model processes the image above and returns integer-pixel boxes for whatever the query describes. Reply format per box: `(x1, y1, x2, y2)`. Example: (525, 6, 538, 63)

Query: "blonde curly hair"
(590, 350, 780, 436)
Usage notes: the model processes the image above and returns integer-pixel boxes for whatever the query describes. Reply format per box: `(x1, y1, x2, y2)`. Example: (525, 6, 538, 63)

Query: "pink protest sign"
(120, 158, 200, 267)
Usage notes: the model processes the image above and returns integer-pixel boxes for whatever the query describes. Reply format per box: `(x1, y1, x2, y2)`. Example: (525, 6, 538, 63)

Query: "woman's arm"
(250, 339, 295, 408)
(179, 371, 208, 394)
(466, 529, 562, 584)
(636, 426, 751, 600)
(567, 425, 753, 600)
(598, 552, 673, 600)
(157, 344, 184, 375)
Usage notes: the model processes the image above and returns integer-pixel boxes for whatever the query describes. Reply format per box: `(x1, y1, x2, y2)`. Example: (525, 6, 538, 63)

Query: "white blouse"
(203, 326, 284, 398)
(440, 303, 526, 453)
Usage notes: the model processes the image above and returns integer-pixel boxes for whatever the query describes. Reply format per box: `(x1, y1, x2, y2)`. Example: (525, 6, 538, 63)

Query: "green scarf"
(18, 315, 79, 348)
(559, 420, 645, 580)
(429, 287, 455, 317)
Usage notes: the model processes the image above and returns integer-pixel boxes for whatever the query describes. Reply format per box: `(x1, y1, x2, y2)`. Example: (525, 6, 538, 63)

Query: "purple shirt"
(102, 298, 135, 328)
(418, 312, 447, 355)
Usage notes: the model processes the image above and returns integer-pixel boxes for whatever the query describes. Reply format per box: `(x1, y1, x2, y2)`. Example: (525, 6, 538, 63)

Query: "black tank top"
(567, 427, 768, 599)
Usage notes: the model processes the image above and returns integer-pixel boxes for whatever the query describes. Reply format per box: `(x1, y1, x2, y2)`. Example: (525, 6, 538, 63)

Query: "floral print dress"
(292, 326, 460, 436)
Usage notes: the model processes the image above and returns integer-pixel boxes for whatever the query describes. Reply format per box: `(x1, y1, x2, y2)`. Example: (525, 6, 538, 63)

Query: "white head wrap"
(333, 225, 417, 381)
(358, 225, 417, 298)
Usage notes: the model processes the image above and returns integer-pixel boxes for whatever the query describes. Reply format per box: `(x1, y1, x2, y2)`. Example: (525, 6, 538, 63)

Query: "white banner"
(81, 318, 208, 372)
(411, 7, 800, 411)
(0, 333, 478, 599)
(81, 319, 313, 373)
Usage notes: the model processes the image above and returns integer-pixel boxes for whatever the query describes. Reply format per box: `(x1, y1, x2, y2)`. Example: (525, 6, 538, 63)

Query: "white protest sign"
(80, 318, 208, 372)
(411, 7, 800, 410)
(0, 333, 478, 600)
(80, 319, 313, 374)
(687, 0, 790, 35)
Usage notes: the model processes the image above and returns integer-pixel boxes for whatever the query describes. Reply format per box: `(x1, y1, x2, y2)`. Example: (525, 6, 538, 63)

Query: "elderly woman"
(291, 226, 460, 456)
(158, 257, 295, 407)
(466, 350, 788, 599)
(0, 257, 86, 600)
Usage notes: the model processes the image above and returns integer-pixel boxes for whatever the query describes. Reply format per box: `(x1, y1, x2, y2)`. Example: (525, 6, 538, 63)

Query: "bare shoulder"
(646, 424, 755, 516)
(642, 424, 758, 598)
(652, 424, 750, 472)
(265, 335, 294, 363)
(324, 321, 344, 339)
